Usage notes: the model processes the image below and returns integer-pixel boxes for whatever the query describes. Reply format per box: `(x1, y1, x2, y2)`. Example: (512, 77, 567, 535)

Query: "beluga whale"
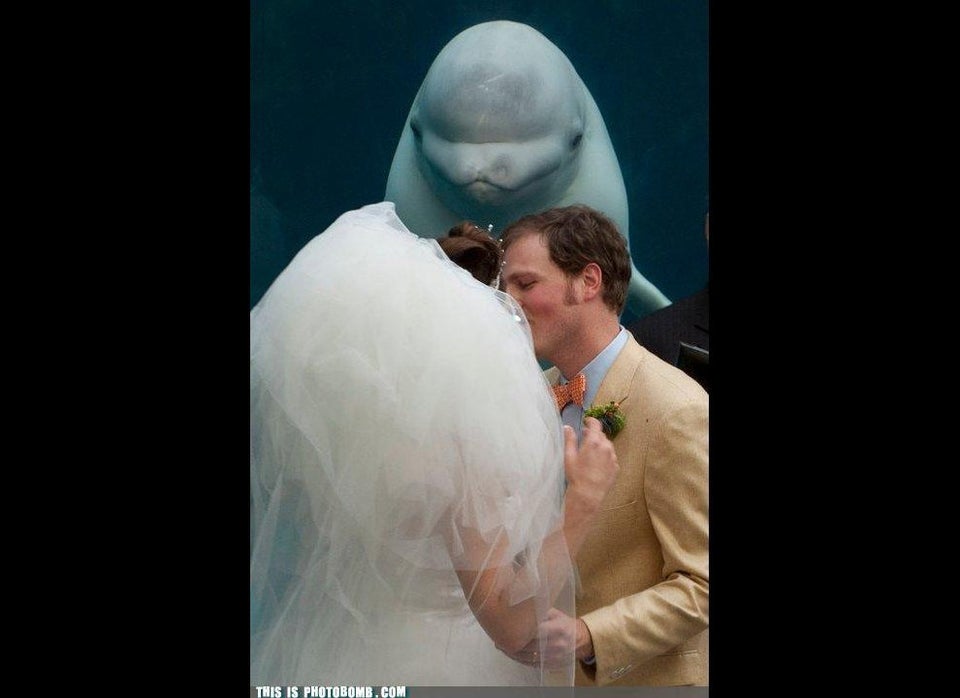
(384, 19, 670, 316)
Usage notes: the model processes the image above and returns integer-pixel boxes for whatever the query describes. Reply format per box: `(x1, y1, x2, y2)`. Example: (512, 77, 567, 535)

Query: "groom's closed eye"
(505, 275, 535, 291)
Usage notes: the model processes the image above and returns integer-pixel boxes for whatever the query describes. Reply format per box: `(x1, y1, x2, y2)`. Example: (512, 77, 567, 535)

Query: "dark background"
(250, 0, 709, 325)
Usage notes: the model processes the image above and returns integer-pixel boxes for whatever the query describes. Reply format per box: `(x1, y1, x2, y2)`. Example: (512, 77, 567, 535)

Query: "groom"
(498, 205, 709, 687)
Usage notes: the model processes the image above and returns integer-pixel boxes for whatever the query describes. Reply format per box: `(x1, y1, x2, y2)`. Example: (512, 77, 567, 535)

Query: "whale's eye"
(410, 120, 422, 141)
(571, 132, 583, 149)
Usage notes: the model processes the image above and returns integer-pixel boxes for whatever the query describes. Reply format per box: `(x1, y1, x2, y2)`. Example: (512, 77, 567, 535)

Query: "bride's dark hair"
(438, 222, 502, 286)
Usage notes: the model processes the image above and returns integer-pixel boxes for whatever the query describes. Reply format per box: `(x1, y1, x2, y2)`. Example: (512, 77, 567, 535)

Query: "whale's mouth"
(461, 160, 562, 199)
(461, 179, 523, 205)
(466, 180, 509, 194)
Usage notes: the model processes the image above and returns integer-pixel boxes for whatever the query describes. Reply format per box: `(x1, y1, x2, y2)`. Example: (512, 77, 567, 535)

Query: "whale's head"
(408, 21, 586, 226)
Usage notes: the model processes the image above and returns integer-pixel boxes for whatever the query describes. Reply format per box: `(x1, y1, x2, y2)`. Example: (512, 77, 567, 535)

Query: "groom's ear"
(579, 262, 603, 301)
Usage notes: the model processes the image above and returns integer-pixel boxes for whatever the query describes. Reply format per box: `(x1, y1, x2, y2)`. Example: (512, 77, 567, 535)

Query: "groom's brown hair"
(500, 205, 631, 314)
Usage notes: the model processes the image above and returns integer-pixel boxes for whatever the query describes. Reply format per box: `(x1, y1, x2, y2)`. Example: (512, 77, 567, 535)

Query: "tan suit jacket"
(546, 333, 709, 686)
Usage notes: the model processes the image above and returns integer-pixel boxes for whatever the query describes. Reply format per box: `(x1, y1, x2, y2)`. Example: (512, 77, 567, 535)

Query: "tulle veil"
(250, 202, 576, 686)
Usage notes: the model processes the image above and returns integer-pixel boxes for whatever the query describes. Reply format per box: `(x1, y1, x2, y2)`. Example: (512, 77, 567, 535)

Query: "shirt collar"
(560, 326, 628, 410)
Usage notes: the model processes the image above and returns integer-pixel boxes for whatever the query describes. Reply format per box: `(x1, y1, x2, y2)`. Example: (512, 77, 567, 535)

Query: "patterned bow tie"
(552, 373, 586, 411)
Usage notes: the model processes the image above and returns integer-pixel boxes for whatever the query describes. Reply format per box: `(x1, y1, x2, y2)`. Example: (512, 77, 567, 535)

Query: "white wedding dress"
(250, 202, 576, 686)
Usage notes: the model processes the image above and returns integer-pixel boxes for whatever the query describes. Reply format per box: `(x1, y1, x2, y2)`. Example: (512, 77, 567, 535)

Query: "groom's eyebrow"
(502, 268, 533, 284)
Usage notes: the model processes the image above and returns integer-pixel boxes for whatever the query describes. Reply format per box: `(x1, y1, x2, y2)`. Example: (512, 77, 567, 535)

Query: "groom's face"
(501, 230, 579, 364)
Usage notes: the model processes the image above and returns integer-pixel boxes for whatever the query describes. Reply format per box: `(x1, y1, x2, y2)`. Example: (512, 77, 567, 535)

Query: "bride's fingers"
(562, 424, 577, 460)
(582, 415, 603, 434)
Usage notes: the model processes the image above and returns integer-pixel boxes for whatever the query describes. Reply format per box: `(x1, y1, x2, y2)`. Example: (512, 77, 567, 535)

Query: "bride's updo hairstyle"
(438, 222, 502, 286)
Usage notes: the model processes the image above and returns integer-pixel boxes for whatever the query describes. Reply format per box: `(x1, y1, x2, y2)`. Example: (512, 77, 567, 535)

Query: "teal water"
(251, 0, 709, 325)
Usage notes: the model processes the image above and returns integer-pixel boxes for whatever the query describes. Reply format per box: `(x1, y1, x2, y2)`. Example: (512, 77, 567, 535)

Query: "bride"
(250, 201, 617, 686)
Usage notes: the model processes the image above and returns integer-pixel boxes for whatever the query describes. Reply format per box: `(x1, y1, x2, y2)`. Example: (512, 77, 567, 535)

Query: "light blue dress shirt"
(558, 326, 629, 444)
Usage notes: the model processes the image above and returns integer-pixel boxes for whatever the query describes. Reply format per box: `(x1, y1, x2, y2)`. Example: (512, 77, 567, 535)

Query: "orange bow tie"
(552, 373, 586, 411)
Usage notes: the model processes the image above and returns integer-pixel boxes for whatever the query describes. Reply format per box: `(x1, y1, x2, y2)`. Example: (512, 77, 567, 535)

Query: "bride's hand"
(564, 417, 619, 510)
(498, 608, 593, 669)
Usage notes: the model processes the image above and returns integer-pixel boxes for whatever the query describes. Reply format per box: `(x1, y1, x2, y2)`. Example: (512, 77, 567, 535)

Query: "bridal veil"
(250, 202, 576, 686)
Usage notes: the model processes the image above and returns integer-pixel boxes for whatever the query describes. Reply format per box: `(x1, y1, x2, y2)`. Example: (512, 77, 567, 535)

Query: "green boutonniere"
(584, 396, 627, 439)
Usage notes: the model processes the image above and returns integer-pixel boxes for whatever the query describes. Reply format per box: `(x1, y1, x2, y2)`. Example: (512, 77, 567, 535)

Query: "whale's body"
(385, 20, 669, 315)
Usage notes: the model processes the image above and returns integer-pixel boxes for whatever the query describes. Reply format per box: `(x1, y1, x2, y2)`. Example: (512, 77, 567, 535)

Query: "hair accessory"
(486, 224, 503, 289)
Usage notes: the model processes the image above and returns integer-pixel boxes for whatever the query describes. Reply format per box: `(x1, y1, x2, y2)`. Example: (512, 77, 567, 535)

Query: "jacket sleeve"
(580, 396, 709, 685)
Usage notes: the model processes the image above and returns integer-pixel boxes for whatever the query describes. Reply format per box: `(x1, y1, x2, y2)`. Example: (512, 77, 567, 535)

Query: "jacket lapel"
(592, 335, 643, 410)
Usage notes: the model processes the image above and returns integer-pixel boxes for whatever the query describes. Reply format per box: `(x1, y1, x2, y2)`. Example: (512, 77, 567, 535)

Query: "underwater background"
(251, 0, 709, 326)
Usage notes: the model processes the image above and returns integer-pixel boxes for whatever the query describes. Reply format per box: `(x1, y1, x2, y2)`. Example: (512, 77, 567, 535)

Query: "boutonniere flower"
(584, 396, 627, 439)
